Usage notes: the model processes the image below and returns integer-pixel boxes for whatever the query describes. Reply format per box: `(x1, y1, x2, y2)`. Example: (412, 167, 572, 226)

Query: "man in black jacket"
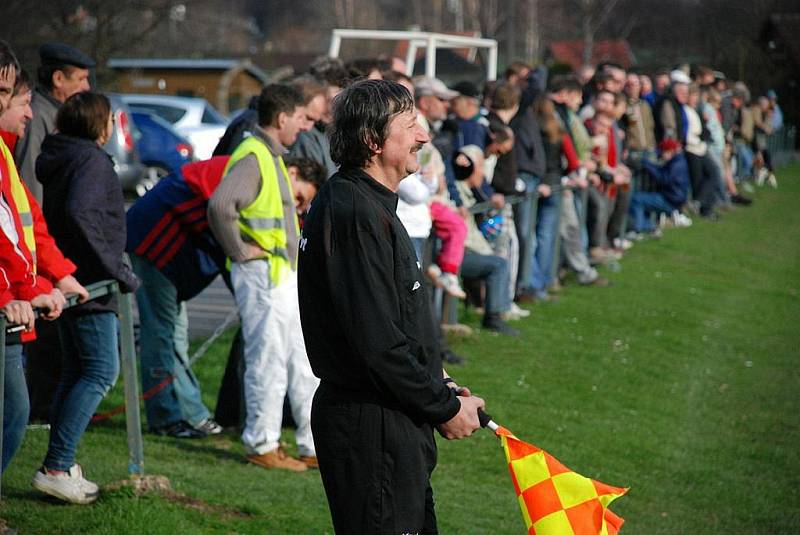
(298, 79, 484, 534)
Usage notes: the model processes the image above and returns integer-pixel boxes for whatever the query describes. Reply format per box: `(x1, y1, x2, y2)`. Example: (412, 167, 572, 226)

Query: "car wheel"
(136, 165, 170, 197)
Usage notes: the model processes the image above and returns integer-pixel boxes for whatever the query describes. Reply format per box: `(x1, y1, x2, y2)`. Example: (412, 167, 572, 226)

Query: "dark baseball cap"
(39, 43, 95, 69)
(452, 81, 482, 101)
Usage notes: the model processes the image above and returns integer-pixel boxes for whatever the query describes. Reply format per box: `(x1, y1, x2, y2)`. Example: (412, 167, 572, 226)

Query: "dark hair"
(548, 74, 582, 94)
(285, 156, 327, 190)
(329, 79, 414, 169)
(309, 56, 352, 89)
(13, 69, 31, 96)
(489, 123, 513, 145)
(592, 71, 614, 89)
(38, 63, 82, 91)
(504, 61, 531, 79)
(56, 91, 110, 141)
(289, 75, 325, 106)
(257, 84, 304, 128)
(382, 69, 412, 86)
(346, 58, 383, 80)
(0, 40, 20, 72)
(490, 81, 521, 111)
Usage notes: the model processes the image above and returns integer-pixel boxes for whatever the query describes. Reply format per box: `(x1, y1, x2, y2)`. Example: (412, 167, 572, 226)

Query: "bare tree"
(574, 0, 621, 65)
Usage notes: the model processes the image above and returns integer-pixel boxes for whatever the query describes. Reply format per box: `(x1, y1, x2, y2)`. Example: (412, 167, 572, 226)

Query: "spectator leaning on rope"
(126, 156, 231, 439)
(33, 91, 139, 505)
(0, 41, 86, 476)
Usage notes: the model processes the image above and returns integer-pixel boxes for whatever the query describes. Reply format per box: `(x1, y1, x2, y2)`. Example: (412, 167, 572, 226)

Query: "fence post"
(117, 290, 145, 477)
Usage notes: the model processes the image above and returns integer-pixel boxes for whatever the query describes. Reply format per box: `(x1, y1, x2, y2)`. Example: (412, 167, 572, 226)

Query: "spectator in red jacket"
(0, 42, 86, 476)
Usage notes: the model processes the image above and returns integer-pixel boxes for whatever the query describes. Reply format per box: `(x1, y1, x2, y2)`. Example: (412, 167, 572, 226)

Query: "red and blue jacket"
(126, 157, 229, 301)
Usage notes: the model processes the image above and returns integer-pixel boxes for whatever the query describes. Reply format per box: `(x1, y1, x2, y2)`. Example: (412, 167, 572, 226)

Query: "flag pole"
(478, 409, 499, 432)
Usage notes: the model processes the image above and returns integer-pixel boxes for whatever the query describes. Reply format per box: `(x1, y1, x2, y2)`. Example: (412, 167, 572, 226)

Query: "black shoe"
(700, 210, 720, 221)
(514, 289, 537, 304)
(153, 421, 206, 439)
(731, 194, 753, 206)
(482, 313, 520, 337)
(441, 350, 466, 365)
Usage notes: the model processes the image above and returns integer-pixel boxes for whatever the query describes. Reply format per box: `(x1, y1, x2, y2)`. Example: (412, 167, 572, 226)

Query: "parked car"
(105, 94, 145, 193)
(119, 94, 228, 160)
(130, 111, 193, 196)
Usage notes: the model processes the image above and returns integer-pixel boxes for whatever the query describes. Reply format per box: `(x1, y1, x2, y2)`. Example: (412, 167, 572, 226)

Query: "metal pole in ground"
(118, 290, 144, 477)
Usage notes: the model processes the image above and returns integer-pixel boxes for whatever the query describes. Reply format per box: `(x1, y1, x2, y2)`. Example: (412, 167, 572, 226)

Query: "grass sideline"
(2, 164, 799, 534)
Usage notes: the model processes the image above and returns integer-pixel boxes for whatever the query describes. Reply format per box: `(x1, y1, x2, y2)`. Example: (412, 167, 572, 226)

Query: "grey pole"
(118, 290, 144, 477)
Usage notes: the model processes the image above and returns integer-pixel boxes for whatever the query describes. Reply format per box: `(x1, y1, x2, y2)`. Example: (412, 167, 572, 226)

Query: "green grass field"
(2, 165, 799, 534)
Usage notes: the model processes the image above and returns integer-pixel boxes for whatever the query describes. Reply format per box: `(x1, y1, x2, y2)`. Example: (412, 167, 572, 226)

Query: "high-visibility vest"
(0, 139, 36, 271)
(224, 136, 298, 286)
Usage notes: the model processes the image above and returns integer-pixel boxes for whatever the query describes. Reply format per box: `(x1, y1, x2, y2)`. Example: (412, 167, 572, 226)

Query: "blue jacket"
(126, 158, 229, 301)
(37, 133, 140, 314)
(642, 153, 690, 208)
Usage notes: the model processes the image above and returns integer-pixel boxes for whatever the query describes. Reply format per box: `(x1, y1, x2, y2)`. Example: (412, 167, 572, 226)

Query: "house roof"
(106, 58, 270, 84)
(547, 40, 635, 69)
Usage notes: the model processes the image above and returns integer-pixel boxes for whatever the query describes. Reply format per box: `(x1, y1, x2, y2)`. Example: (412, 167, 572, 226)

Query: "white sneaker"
(672, 211, 693, 228)
(768, 173, 778, 188)
(756, 167, 768, 186)
(502, 302, 531, 321)
(612, 237, 634, 251)
(439, 273, 466, 299)
(32, 464, 99, 504)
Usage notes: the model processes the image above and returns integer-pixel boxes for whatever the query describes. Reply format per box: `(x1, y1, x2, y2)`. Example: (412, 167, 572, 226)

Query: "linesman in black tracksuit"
(298, 79, 485, 534)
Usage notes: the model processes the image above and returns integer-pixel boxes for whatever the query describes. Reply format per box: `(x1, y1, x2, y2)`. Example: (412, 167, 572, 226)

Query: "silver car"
(105, 94, 145, 193)
(119, 94, 228, 160)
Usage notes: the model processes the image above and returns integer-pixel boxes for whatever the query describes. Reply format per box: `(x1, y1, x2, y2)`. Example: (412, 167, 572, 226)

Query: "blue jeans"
(409, 237, 426, 264)
(2, 343, 29, 473)
(44, 312, 120, 471)
(513, 173, 539, 292)
(735, 142, 753, 181)
(529, 192, 561, 295)
(461, 251, 511, 314)
(628, 191, 675, 232)
(132, 254, 210, 430)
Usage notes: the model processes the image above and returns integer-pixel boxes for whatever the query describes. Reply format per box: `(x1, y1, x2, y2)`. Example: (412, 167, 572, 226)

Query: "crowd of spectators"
(0, 37, 787, 506)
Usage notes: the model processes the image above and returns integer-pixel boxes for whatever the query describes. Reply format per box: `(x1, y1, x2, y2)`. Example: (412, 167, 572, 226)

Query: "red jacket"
(0, 141, 76, 335)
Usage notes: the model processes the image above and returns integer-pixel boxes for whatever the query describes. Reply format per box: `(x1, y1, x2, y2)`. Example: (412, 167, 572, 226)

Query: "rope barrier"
(90, 309, 240, 423)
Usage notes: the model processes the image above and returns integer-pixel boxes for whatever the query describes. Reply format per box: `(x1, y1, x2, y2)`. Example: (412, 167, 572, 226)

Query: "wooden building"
(107, 58, 270, 115)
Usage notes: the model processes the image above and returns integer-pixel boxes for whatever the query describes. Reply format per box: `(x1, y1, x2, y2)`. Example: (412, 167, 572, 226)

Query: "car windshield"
(128, 103, 187, 124)
(202, 104, 226, 125)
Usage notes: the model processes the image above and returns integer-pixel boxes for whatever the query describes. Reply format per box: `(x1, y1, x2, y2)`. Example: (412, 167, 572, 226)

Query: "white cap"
(670, 69, 691, 85)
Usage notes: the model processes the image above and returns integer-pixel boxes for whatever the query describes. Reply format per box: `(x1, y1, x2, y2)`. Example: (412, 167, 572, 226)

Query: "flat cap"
(452, 80, 482, 101)
(39, 43, 95, 69)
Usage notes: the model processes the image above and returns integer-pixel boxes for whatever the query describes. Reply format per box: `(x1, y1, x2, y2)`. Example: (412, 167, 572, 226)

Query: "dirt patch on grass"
(106, 475, 251, 519)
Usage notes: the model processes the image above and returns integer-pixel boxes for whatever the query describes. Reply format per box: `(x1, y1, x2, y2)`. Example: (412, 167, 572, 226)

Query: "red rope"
(90, 375, 176, 422)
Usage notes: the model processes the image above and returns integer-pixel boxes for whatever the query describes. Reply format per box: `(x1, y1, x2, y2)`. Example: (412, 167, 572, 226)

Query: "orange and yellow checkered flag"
(494, 424, 628, 535)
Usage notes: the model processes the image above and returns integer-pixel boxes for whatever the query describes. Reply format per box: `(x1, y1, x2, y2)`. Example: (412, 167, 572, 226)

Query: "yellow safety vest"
(0, 139, 36, 271)
(223, 136, 298, 285)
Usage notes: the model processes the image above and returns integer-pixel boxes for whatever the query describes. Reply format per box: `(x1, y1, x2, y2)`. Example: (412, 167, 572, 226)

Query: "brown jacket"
(624, 99, 656, 151)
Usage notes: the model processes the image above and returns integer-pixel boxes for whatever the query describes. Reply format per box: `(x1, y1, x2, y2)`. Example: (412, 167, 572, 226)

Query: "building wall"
(113, 68, 263, 115)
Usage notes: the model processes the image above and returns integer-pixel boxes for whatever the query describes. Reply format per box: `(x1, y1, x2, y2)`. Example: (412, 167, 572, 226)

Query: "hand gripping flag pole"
(478, 410, 629, 535)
